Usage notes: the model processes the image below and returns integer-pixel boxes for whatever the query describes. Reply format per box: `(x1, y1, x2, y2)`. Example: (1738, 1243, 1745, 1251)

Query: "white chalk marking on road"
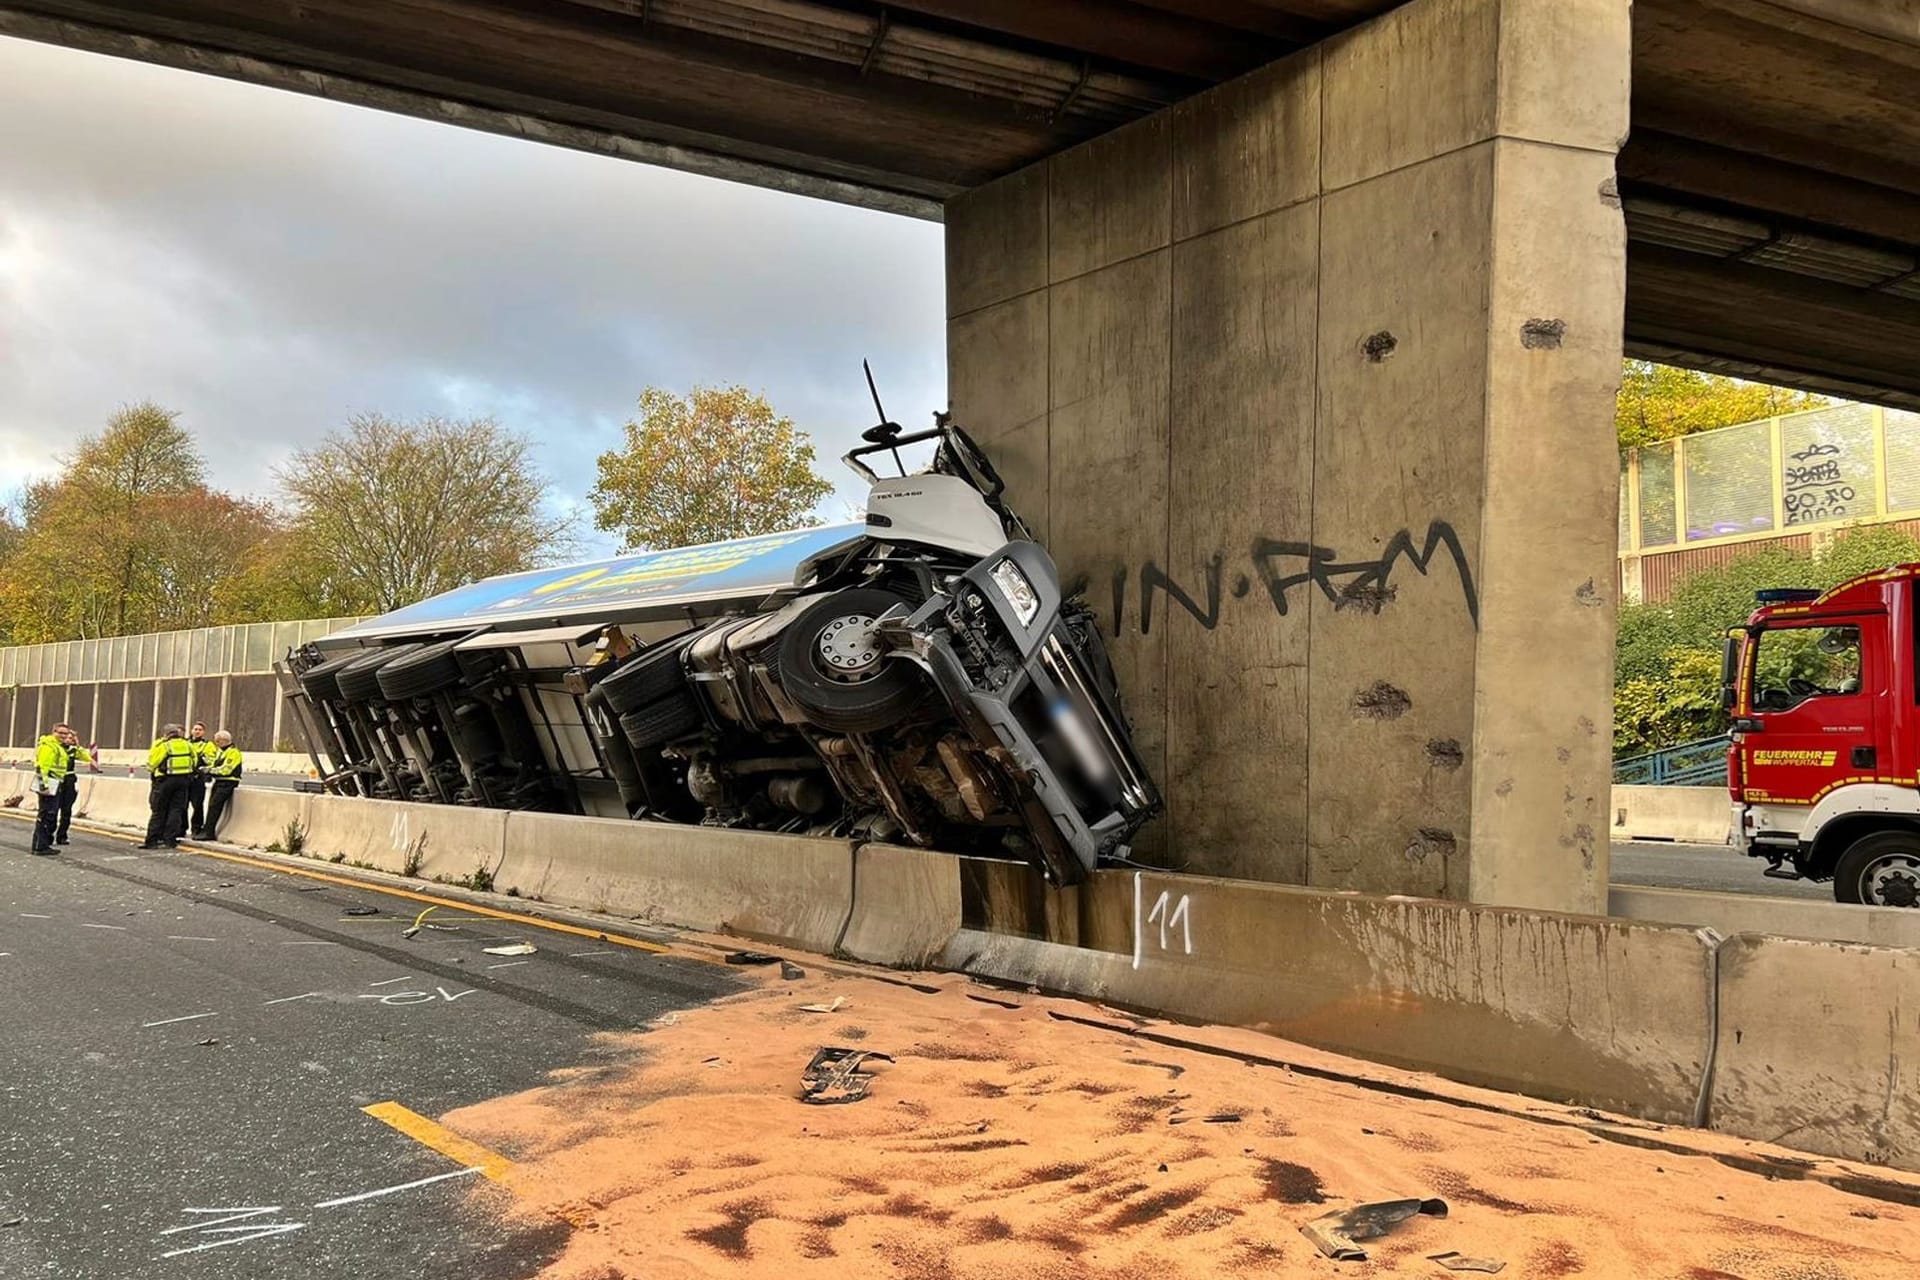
(311, 1166, 482, 1208)
(161, 1207, 282, 1236)
(486, 960, 529, 970)
(167, 935, 218, 942)
(264, 992, 322, 1006)
(159, 1221, 305, 1257)
(367, 976, 412, 987)
(80, 922, 128, 931)
(569, 949, 615, 958)
(0, 952, 10, 957)
(143, 1011, 218, 1028)
(19, 912, 51, 918)
(103, 854, 143, 862)
(437, 987, 477, 1001)
(279, 940, 337, 947)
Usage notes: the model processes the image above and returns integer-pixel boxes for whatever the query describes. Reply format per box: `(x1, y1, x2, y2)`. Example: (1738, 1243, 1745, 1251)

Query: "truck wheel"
(299, 651, 365, 704)
(600, 637, 693, 715)
(1833, 831, 1920, 908)
(337, 645, 417, 702)
(618, 692, 703, 750)
(775, 588, 926, 734)
(376, 640, 464, 701)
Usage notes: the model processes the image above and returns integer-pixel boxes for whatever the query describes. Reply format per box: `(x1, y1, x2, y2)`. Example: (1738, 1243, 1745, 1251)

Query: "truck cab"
(1727, 566, 1920, 906)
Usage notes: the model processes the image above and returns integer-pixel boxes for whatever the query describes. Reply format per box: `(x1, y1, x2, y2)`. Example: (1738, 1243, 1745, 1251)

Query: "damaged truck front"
(280, 417, 1159, 885)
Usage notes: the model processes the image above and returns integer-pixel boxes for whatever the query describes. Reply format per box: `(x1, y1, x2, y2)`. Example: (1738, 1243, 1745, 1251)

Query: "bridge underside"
(3, 0, 1917, 408)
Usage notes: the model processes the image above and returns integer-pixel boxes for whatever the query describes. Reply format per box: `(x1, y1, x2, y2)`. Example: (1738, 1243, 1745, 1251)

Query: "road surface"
(0, 814, 742, 1279)
(1609, 839, 1830, 899)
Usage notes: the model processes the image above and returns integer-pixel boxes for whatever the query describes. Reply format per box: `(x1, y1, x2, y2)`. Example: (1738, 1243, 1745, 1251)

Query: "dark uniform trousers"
(145, 776, 191, 847)
(56, 775, 78, 843)
(203, 780, 238, 839)
(32, 789, 60, 852)
(186, 771, 207, 834)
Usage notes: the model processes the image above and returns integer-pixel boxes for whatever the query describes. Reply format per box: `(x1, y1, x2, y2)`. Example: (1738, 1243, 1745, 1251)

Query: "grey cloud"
(0, 36, 948, 550)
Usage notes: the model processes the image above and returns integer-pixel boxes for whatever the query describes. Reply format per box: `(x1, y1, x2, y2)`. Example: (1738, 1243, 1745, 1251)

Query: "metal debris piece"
(1302, 1197, 1448, 1261)
(482, 942, 537, 957)
(800, 1047, 895, 1105)
(196, 1038, 220, 1047)
(401, 906, 437, 938)
(780, 960, 807, 980)
(798, 997, 848, 1013)
(342, 905, 379, 917)
(725, 950, 779, 966)
(1429, 1251, 1505, 1274)
(1169, 1112, 1242, 1125)
(1, 1216, 23, 1228)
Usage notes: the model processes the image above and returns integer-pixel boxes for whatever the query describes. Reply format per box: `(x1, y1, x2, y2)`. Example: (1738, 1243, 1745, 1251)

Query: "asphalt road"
(1610, 839, 1830, 899)
(0, 815, 744, 1280)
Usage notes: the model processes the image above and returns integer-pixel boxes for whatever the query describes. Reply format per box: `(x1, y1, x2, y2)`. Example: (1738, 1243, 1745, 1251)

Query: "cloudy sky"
(0, 35, 947, 553)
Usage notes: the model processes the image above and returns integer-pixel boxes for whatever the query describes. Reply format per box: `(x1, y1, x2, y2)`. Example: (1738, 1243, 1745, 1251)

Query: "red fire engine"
(1727, 566, 1920, 907)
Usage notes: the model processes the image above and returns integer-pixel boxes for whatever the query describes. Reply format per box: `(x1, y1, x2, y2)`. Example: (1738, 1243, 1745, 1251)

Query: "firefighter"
(52, 723, 94, 847)
(29, 721, 78, 855)
(196, 730, 244, 841)
(139, 724, 198, 850)
(184, 721, 215, 837)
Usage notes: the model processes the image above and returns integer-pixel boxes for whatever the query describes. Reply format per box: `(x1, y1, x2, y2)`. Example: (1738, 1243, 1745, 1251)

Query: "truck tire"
(599, 637, 693, 715)
(774, 587, 926, 734)
(1833, 831, 1920, 908)
(299, 651, 364, 704)
(337, 645, 417, 702)
(618, 692, 703, 750)
(376, 640, 464, 701)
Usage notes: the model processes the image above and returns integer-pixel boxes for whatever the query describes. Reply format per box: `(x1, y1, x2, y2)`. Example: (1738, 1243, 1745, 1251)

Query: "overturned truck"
(281, 417, 1159, 884)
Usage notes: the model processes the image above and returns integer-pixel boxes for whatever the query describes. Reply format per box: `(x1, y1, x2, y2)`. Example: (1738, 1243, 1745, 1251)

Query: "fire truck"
(1726, 566, 1920, 907)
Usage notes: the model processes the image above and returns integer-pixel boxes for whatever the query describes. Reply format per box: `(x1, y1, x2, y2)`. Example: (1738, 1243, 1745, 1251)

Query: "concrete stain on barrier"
(1351, 681, 1411, 719)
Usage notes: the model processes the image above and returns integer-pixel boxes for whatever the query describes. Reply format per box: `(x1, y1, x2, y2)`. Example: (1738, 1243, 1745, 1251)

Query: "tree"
(277, 413, 574, 614)
(590, 385, 835, 552)
(1617, 361, 1830, 449)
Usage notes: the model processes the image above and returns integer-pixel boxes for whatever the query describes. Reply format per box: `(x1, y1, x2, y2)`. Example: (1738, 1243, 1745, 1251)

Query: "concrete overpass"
(4, 0, 1916, 913)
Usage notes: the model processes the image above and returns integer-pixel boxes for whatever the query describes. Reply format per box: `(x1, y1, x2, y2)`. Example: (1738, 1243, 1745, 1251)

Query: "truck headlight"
(988, 557, 1040, 626)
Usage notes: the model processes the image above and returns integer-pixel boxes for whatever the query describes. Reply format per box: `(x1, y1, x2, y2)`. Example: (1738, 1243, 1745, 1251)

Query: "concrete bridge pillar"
(946, 0, 1629, 912)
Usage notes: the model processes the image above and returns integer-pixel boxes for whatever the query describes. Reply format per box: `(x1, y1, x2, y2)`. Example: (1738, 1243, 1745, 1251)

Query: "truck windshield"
(1751, 624, 1862, 710)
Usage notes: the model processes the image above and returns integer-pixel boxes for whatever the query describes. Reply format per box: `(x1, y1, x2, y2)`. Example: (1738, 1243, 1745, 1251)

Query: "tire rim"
(817, 614, 882, 683)
(1861, 853, 1920, 908)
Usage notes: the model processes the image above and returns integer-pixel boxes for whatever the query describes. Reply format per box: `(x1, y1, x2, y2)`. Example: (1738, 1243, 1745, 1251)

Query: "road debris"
(196, 1037, 220, 1047)
(1169, 1111, 1241, 1125)
(342, 905, 379, 917)
(401, 906, 438, 938)
(797, 997, 847, 1014)
(800, 1047, 894, 1105)
(779, 960, 806, 980)
(725, 951, 778, 966)
(1429, 1250, 1506, 1273)
(1302, 1196, 1448, 1261)
(482, 942, 538, 957)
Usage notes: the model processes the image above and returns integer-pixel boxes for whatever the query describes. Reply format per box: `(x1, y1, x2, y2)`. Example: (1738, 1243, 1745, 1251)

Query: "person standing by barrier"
(196, 730, 244, 841)
(139, 724, 197, 850)
(29, 722, 75, 855)
(52, 724, 94, 847)
(185, 721, 214, 836)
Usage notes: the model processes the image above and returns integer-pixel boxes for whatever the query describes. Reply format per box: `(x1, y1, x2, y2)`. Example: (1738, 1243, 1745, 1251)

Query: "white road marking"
(263, 992, 322, 1006)
(143, 1012, 218, 1028)
(367, 976, 412, 987)
(161, 1207, 283, 1236)
(485, 960, 529, 970)
(103, 854, 143, 862)
(80, 923, 128, 931)
(569, 949, 615, 958)
(167, 935, 218, 942)
(311, 1166, 482, 1209)
(159, 1221, 305, 1257)
(19, 913, 51, 918)
(279, 940, 337, 947)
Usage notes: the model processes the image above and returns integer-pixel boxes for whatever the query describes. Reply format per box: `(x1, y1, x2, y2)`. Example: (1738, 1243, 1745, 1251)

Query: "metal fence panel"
(1639, 441, 1678, 547)
(1780, 404, 1875, 528)
(1684, 419, 1774, 542)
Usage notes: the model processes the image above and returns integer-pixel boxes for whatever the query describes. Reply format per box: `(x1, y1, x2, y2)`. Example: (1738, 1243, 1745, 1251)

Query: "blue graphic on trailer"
(333, 523, 864, 639)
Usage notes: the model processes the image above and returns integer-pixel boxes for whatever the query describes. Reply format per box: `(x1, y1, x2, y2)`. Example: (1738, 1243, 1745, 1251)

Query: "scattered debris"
(482, 942, 538, 957)
(342, 905, 379, 917)
(1169, 1112, 1241, 1125)
(800, 1047, 895, 1105)
(196, 1037, 220, 1047)
(401, 906, 438, 939)
(1429, 1251, 1505, 1274)
(965, 991, 1021, 1009)
(0, 795, 20, 808)
(1302, 1197, 1448, 1261)
(780, 960, 807, 980)
(798, 996, 848, 1013)
(1, 1216, 22, 1228)
(725, 951, 779, 966)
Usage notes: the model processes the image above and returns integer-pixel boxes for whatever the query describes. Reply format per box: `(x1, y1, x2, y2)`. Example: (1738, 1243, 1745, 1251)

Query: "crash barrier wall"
(1710, 935, 1919, 1168)
(1611, 885, 1920, 950)
(0, 672, 290, 754)
(50, 781, 1920, 1171)
(1610, 784, 1732, 843)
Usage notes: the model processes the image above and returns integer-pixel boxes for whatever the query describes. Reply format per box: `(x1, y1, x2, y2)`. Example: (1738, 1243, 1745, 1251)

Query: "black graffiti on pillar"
(1137, 554, 1224, 636)
(1252, 521, 1479, 628)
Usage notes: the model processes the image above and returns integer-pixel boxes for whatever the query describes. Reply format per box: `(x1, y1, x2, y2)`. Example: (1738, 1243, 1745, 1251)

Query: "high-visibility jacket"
(191, 738, 218, 773)
(209, 746, 244, 780)
(149, 736, 198, 778)
(34, 734, 71, 781)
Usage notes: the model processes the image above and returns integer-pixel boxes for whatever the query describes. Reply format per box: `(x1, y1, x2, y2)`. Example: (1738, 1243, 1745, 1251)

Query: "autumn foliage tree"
(589, 385, 835, 551)
(1616, 361, 1829, 448)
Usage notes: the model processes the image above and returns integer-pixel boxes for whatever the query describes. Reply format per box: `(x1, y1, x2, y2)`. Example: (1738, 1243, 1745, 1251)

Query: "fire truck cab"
(1727, 566, 1920, 907)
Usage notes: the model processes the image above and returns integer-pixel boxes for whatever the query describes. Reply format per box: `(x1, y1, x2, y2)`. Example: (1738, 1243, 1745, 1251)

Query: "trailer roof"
(325, 523, 865, 645)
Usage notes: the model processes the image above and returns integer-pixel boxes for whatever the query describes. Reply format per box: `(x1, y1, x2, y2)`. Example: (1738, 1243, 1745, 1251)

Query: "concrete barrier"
(498, 812, 853, 953)
(300, 794, 507, 881)
(1709, 934, 1920, 1168)
(1611, 885, 1920, 950)
(219, 788, 313, 851)
(943, 863, 1721, 1124)
(1610, 784, 1732, 843)
(837, 842, 965, 967)
(81, 775, 152, 829)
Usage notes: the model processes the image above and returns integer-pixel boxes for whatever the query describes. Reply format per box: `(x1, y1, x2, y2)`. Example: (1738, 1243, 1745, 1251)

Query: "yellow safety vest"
(149, 737, 198, 777)
(34, 734, 69, 781)
(210, 746, 244, 779)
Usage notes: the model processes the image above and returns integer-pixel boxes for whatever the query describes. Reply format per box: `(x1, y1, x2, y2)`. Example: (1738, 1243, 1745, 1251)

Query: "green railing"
(1613, 735, 1730, 787)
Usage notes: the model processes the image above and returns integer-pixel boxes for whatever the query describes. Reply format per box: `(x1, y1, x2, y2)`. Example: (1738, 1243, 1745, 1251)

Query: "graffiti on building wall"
(1075, 520, 1479, 636)
(1783, 441, 1857, 527)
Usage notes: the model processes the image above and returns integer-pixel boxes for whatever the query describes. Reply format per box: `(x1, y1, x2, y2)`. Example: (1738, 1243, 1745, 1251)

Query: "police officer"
(184, 721, 215, 836)
(139, 724, 197, 850)
(52, 724, 94, 847)
(196, 730, 244, 841)
(29, 721, 81, 855)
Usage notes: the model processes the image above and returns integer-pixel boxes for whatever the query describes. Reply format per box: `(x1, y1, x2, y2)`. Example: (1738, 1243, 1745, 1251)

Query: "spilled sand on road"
(445, 963, 1918, 1280)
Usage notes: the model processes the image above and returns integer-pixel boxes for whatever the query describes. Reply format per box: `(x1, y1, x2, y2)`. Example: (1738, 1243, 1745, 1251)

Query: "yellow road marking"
(362, 1101, 514, 1182)
(0, 808, 689, 961)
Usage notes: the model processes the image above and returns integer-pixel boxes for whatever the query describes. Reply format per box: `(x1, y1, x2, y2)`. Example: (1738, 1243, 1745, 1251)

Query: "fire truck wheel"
(1833, 831, 1920, 908)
